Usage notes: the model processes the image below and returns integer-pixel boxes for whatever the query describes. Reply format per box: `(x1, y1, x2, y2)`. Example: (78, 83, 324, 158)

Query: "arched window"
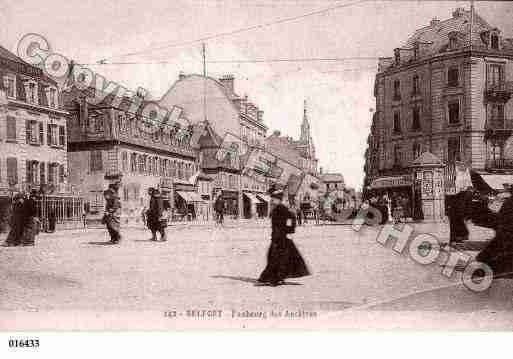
(172, 160, 177, 178)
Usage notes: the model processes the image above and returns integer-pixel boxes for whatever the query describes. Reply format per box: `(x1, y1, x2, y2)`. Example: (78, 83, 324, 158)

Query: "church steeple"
(300, 99, 310, 143)
(299, 99, 315, 160)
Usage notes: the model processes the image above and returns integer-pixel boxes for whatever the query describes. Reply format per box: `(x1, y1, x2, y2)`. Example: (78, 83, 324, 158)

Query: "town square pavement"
(1, 220, 513, 330)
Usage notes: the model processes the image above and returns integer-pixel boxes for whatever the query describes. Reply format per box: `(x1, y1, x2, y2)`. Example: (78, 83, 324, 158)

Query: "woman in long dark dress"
(3, 194, 26, 247)
(20, 190, 40, 246)
(257, 189, 310, 286)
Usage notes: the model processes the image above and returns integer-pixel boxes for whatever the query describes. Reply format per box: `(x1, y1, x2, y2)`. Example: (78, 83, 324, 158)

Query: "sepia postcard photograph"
(1, 0, 513, 344)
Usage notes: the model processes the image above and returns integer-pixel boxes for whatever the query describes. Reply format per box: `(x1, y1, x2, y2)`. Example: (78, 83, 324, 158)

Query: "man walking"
(214, 194, 225, 225)
(102, 184, 122, 244)
(147, 188, 166, 241)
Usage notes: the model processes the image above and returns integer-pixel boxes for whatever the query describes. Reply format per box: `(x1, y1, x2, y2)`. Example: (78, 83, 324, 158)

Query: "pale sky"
(2, 0, 512, 189)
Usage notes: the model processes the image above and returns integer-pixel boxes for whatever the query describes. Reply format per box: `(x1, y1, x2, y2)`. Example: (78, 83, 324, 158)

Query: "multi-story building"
(63, 85, 200, 223)
(158, 73, 271, 218)
(364, 7, 513, 198)
(0, 45, 82, 231)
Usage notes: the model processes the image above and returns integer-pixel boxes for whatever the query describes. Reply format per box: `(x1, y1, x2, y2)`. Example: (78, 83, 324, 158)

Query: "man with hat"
(102, 186, 122, 244)
(146, 187, 166, 241)
(257, 186, 310, 286)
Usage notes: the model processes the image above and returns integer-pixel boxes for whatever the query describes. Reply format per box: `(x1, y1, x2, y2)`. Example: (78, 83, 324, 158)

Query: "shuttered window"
(90, 150, 103, 172)
(6, 116, 16, 141)
(59, 126, 65, 146)
(6, 157, 18, 184)
(40, 162, 46, 184)
(39, 122, 44, 145)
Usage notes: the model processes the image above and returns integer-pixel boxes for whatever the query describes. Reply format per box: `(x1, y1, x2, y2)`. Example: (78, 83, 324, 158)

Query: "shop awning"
(243, 192, 262, 204)
(369, 175, 412, 189)
(176, 191, 205, 203)
(257, 194, 271, 203)
(471, 172, 513, 192)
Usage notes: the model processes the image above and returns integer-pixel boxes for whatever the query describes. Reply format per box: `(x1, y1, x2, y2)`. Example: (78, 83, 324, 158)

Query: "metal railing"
(485, 118, 513, 131)
(486, 158, 513, 170)
(486, 81, 513, 93)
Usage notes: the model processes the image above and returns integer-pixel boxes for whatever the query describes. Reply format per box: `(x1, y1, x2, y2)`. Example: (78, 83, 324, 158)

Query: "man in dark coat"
(214, 195, 225, 225)
(257, 189, 310, 286)
(448, 187, 473, 245)
(146, 188, 166, 241)
(475, 184, 513, 278)
(103, 187, 122, 244)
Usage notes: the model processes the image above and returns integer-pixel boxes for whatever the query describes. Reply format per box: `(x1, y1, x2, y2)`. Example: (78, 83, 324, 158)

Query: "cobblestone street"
(2, 221, 513, 329)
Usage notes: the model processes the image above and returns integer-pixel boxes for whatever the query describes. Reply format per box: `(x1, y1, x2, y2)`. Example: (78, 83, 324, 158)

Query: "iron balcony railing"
(485, 118, 513, 132)
(486, 158, 513, 170)
(485, 81, 513, 101)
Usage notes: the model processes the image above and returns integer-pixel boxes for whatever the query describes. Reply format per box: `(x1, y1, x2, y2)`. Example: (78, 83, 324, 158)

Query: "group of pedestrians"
(2, 190, 40, 247)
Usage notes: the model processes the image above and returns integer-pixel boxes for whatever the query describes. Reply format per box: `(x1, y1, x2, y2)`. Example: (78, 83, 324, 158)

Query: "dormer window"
(491, 33, 499, 50)
(449, 37, 457, 50)
(394, 48, 401, 65)
(413, 43, 419, 60)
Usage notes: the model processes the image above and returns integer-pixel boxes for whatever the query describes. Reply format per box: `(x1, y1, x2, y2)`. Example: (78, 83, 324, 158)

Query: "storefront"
(243, 191, 266, 219)
(368, 174, 414, 220)
(256, 193, 270, 217)
(221, 190, 239, 218)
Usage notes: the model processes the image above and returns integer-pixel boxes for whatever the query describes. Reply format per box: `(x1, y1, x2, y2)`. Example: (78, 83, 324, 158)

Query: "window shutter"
(47, 124, 52, 145)
(38, 84, 48, 107)
(6, 116, 16, 140)
(6, 157, 18, 185)
(59, 126, 65, 146)
(26, 160, 31, 183)
(16, 75, 26, 101)
(25, 120, 31, 143)
(40, 162, 46, 184)
(59, 164, 65, 183)
(39, 122, 44, 144)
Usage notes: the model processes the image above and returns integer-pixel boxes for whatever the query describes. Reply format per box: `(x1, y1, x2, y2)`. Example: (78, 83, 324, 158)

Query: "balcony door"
(488, 103, 505, 129)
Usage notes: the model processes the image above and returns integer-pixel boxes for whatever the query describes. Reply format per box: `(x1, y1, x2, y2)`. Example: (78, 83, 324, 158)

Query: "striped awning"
(176, 191, 205, 203)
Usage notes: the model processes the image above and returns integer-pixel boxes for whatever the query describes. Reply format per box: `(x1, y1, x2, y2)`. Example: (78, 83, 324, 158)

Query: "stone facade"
(364, 8, 513, 191)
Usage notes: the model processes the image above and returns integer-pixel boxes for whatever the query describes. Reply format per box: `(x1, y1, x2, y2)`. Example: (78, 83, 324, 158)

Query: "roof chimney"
(178, 71, 186, 80)
(452, 7, 465, 18)
(219, 74, 235, 93)
(430, 17, 440, 26)
(257, 110, 264, 122)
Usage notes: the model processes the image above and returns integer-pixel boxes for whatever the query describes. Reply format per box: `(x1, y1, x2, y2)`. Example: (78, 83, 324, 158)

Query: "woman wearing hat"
(257, 187, 310, 286)
(3, 193, 26, 247)
(102, 187, 122, 244)
(19, 190, 40, 246)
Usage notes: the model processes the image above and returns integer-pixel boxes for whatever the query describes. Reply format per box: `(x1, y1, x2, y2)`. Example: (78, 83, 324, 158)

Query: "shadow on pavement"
(211, 275, 302, 286)
(87, 241, 116, 246)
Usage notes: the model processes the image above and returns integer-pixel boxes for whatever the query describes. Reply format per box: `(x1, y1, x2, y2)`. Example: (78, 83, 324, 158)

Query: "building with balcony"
(63, 84, 200, 223)
(364, 7, 513, 198)
(0, 45, 82, 231)
(158, 73, 271, 218)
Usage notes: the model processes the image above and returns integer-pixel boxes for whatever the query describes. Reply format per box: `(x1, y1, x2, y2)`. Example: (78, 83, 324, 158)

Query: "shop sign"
(370, 175, 412, 189)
